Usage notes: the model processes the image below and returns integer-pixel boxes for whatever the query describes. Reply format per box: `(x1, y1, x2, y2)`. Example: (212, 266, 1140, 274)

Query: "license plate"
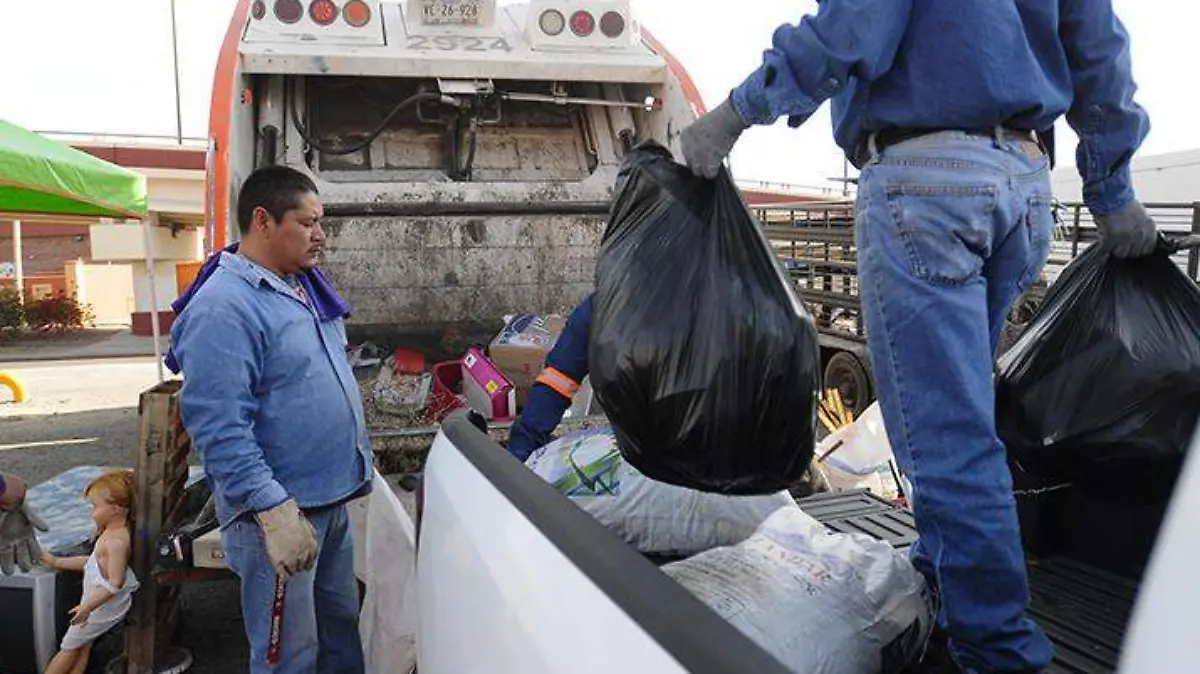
(420, 0, 484, 25)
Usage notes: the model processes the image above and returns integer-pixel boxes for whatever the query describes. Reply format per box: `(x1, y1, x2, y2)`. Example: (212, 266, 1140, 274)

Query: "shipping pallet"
(797, 489, 1136, 674)
(114, 381, 231, 674)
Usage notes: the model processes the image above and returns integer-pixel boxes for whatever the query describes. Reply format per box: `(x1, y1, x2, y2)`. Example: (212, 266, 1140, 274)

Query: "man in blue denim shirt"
(172, 166, 371, 673)
(682, 2, 1157, 673)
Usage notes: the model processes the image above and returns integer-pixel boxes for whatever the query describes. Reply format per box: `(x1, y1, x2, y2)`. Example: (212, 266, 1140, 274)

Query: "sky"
(0, 0, 1193, 192)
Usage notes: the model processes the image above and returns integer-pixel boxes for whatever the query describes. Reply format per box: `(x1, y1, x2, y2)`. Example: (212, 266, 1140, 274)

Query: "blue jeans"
(854, 131, 1055, 672)
(222, 504, 364, 674)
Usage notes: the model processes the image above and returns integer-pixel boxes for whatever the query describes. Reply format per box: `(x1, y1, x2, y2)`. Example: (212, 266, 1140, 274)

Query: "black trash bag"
(996, 243, 1200, 499)
(589, 141, 821, 495)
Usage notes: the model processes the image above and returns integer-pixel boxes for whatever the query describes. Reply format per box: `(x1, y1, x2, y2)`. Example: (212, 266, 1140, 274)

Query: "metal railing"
(33, 130, 208, 149)
(750, 201, 1200, 343)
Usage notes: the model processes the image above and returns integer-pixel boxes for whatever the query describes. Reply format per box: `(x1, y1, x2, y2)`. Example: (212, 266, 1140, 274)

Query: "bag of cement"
(526, 428, 797, 556)
(663, 506, 936, 674)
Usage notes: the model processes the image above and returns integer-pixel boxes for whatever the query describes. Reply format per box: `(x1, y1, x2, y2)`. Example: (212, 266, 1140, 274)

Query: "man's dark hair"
(235, 165, 319, 235)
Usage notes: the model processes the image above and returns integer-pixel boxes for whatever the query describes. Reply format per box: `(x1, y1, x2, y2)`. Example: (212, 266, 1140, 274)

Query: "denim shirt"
(730, 0, 1150, 216)
(171, 253, 372, 527)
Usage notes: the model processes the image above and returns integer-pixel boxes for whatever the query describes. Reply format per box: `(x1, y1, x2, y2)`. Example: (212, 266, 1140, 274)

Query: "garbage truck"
(205, 0, 706, 345)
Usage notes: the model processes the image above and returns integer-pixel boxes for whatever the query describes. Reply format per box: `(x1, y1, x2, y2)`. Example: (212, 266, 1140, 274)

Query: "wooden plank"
(124, 381, 189, 674)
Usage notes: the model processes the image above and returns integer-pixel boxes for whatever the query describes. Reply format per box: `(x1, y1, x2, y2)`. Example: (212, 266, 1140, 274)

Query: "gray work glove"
(680, 99, 750, 179)
(1095, 201, 1159, 258)
(255, 498, 319, 578)
(0, 502, 48, 575)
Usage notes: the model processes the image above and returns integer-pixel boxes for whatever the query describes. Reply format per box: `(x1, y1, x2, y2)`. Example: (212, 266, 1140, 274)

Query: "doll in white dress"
(41, 470, 140, 674)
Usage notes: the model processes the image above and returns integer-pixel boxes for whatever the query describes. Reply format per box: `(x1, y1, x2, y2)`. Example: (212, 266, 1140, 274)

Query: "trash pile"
(358, 311, 570, 428)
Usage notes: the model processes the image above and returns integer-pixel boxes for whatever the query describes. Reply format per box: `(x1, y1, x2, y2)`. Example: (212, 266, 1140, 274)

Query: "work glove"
(0, 502, 48, 575)
(680, 99, 750, 180)
(255, 499, 318, 578)
(1095, 201, 1159, 258)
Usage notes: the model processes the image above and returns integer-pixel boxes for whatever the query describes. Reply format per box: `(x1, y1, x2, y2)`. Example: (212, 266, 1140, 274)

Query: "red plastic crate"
(393, 348, 427, 377)
(426, 360, 466, 423)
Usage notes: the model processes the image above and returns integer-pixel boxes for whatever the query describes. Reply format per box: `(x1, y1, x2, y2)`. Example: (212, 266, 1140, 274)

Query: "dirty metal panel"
(321, 214, 604, 334)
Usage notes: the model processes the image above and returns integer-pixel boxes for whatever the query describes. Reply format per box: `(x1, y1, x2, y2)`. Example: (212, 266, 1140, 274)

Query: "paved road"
(1, 357, 249, 673)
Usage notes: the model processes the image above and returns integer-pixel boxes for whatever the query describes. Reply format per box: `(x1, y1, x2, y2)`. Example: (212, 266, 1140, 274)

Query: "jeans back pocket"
(886, 183, 998, 286)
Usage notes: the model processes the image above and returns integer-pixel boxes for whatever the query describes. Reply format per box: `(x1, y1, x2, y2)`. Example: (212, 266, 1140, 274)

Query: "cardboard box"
(488, 313, 567, 407)
(461, 347, 517, 420)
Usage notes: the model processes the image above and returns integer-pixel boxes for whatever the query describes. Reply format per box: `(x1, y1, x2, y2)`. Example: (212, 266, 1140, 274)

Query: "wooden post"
(124, 380, 191, 674)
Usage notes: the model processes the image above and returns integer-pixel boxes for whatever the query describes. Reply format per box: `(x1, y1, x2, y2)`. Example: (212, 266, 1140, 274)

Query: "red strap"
(267, 575, 286, 664)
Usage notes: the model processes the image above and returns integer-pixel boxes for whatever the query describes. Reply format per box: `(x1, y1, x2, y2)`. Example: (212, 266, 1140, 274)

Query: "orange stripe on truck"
(207, 0, 250, 254)
(536, 367, 581, 399)
(641, 28, 708, 117)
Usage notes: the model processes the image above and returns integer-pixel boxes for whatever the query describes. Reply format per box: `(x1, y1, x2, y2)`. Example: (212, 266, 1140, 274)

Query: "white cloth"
(358, 471, 418, 673)
(60, 547, 140, 650)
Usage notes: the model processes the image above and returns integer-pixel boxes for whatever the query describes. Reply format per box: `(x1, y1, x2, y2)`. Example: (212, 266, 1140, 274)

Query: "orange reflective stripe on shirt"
(536, 367, 580, 399)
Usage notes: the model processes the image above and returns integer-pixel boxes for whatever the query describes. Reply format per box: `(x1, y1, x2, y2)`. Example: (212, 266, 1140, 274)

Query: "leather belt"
(853, 126, 1043, 168)
(876, 126, 1036, 149)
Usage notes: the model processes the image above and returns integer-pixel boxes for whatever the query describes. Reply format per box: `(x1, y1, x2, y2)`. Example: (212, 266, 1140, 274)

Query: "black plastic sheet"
(589, 142, 821, 495)
(997, 243, 1200, 499)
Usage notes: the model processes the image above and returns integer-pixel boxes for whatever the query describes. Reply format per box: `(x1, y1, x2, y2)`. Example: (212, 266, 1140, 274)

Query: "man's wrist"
(246, 481, 290, 516)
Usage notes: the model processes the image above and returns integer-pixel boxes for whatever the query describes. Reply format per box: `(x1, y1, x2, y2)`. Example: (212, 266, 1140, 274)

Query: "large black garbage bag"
(996, 243, 1200, 499)
(588, 142, 821, 495)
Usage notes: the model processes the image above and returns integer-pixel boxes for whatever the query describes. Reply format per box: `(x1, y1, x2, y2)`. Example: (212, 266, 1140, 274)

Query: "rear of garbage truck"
(205, 0, 705, 343)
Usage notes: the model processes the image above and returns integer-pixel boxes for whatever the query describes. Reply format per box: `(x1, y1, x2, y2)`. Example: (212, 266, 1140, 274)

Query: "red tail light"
(274, 0, 303, 23)
(599, 11, 625, 38)
(251, 0, 267, 20)
(569, 10, 595, 37)
(343, 0, 371, 27)
(309, 0, 338, 25)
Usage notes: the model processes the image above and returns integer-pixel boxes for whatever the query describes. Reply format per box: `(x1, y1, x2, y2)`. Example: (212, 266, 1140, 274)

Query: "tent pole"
(142, 216, 165, 383)
(12, 219, 23, 304)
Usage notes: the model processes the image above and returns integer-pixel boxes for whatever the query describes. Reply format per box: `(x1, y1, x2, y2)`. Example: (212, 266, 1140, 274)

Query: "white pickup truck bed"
(402, 412, 1142, 674)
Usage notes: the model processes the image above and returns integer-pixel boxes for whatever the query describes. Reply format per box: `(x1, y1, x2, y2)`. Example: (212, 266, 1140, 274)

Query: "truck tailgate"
(796, 490, 1135, 674)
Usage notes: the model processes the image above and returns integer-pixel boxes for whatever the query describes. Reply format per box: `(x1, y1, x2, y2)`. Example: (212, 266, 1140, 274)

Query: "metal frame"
(751, 201, 1200, 349)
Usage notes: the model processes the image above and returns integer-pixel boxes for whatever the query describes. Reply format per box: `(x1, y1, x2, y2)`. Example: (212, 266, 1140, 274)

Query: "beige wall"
(144, 169, 205, 215)
(65, 261, 135, 327)
(89, 222, 201, 263)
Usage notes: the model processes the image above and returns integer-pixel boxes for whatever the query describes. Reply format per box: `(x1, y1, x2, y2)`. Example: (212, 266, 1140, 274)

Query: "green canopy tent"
(0, 120, 166, 380)
(0, 119, 148, 219)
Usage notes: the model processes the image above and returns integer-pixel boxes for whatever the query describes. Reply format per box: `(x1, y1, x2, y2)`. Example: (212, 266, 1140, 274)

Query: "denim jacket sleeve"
(1060, 0, 1151, 215)
(730, 0, 913, 128)
(175, 305, 289, 515)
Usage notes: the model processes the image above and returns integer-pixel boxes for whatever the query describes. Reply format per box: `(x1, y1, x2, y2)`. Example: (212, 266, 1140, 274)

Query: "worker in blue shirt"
(507, 295, 593, 462)
(681, 2, 1156, 673)
(172, 166, 370, 673)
